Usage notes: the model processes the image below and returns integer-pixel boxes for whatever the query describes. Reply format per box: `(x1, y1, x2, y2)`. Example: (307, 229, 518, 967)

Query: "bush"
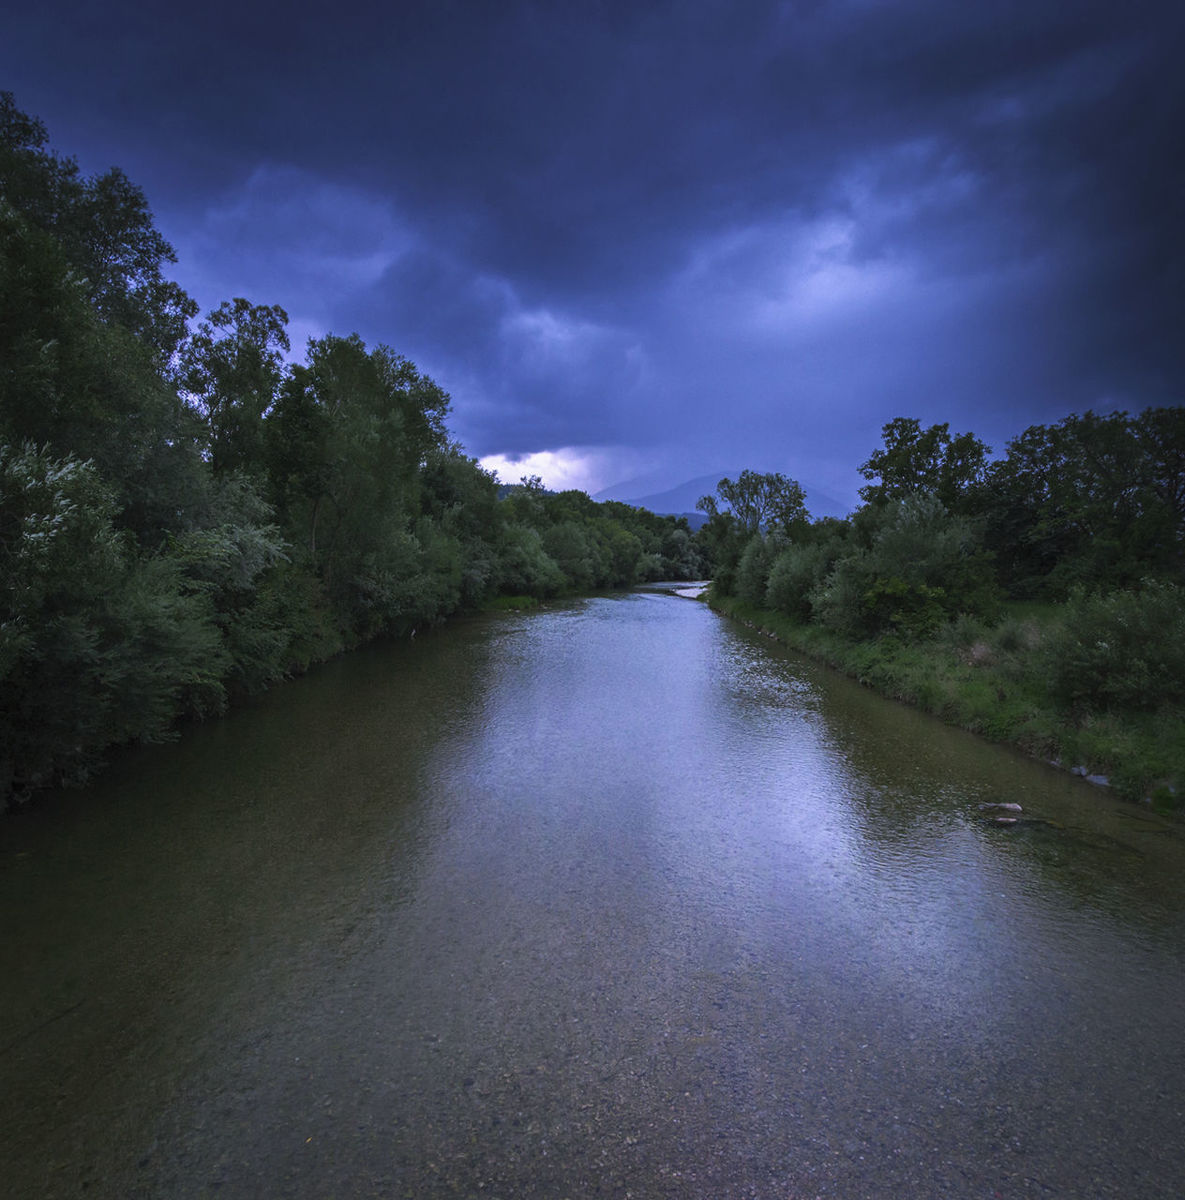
(0, 442, 226, 806)
(735, 534, 778, 606)
(1041, 581, 1185, 711)
(862, 576, 948, 639)
(766, 541, 837, 621)
(810, 550, 878, 637)
(495, 524, 565, 597)
(811, 496, 999, 639)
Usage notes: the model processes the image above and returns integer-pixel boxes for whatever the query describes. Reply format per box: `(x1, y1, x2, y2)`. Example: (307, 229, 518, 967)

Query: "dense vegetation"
(4, 93, 1181, 812)
(0, 96, 703, 809)
(700, 414, 1185, 806)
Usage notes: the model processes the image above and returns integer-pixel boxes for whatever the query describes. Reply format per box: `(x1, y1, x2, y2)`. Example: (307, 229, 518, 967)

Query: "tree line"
(0, 95, 703, 809)
(700, 410, 1185, 724)
(4, 91, 1181, 810)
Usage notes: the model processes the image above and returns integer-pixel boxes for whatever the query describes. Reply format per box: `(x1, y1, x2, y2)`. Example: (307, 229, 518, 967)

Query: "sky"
(4, 1, 1183, 511)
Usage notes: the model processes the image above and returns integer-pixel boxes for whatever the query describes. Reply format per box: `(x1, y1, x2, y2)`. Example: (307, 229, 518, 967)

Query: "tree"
(858, 418, 990, 511)
(0, 202, 208, 547)
(981, 408, 1184, 595)
(697, 470, 809, 535)
(180, 298, 290, 476)
(1041, 581, 1185, 712)
(263, 333, 454, 633)
(1133, 406, 1185, 576)
(735, 534, 779, 606)
(767, 538, 845, 622)
(1, 91, 197, 360)
(0, 443, 226, 807)
(811, 494, 998, 638)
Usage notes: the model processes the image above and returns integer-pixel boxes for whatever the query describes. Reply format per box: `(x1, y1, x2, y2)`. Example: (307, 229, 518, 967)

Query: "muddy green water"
(2, 591, 1184, 1199)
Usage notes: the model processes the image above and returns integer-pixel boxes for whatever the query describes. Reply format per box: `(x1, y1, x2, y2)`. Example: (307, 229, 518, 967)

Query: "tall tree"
(858, 418, 990, 512)
(180, 298, 290, 476)
(0, 443, 226, 808)
(1, 91, 197, 361)
(983, 408, 1185, 593)
(264, 334, 455, 632)
(0, 203, 207, 546)
(697, 470, 809, 535)
(1134, 406, 1185, 574)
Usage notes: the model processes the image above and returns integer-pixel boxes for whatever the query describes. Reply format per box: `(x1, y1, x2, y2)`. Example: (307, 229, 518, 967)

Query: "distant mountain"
(599, 472, 736, 529)
(608, 472, 741, 514)
(595, 470, 851, 524)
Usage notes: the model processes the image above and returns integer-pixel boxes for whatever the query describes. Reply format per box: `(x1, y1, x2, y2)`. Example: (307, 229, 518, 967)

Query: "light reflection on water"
(2, 590, 1183, 1198)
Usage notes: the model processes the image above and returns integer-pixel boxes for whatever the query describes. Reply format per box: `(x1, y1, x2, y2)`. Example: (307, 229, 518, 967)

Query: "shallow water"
(3, 590, 1183, 1198)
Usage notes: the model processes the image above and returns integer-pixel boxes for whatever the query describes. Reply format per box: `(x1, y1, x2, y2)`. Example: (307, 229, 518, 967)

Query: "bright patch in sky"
(479, 447, 644, 496)
(676, 214, 906, 338)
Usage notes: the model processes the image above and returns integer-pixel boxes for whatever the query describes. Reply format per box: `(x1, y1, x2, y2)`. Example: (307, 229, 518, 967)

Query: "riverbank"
(708, 590, 1184, 811)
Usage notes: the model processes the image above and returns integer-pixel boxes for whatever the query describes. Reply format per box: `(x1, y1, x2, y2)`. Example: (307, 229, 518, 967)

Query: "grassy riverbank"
(708, 591, 1185, 810)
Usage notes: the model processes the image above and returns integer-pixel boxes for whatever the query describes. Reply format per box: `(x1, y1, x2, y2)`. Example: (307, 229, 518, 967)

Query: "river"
(2, 589, 1183, 1198)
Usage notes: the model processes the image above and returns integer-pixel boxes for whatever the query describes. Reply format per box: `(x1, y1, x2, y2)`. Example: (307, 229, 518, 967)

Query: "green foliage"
(165, 473, 291, 694)
(0, 203, 209, 547)
(982, 408, 1185, 596)
(0, 443, 225, 807)
(0, 95, 711, 810)
(1, 91, 197, 360)
(542, 521, 604, 590)
(180, 298, 290, 476)
(735, 534, 778, 606)
(812, 495, 999, 639)
(494, 524, 566, 597)
(710, 591, 1184, 804)
(697, 469, 809, 536)
(809, 550, 876, 638)
(264, 332, 457, 634)
(494, 486, 698, 595)
(858, 417, 990, 511)
(5, 94, 1179, 815)
(351, 521, 465, 637)
(693, 507, 742, 594)
(483, 594, 539, 612)
(766, 541, 836, 620)
(1041, 582, 1185, 712)
(606, 526, 644, 586)
(861, 576, 948, 640)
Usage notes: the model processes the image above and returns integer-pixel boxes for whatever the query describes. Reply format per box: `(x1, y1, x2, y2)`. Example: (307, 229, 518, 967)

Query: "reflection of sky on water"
(694, 630, 1024, 1042)
(421, 597, 1030, 1046)
(384, 594, 1185, 1198)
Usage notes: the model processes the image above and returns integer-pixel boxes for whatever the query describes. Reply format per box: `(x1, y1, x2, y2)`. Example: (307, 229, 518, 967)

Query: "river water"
(2, 590, 1183, 1198)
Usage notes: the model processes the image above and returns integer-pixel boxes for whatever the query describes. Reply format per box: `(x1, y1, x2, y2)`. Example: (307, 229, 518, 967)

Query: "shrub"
(766, 541, 837, 621)
(810, 551, 877, 637)
(862, 576, 948, 640)
(1041, 581, 1185, 711)
(495, 524, 565, 597)
(735, 534, 778, 606)
(811, 496, 1000, 639)
(0, 442, 226, 806)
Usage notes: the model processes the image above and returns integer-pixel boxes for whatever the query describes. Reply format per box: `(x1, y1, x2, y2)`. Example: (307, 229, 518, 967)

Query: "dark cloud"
(4, 0, 1181, 502)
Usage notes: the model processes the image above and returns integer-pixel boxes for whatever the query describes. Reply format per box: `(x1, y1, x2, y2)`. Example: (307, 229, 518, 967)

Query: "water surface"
(3, 591, 1183, 1198)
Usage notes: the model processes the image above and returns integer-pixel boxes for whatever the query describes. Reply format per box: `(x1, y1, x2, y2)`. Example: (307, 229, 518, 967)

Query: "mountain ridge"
(594, 470, 851, 522)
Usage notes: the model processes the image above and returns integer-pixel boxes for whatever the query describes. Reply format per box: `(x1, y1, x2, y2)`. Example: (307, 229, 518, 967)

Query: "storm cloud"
(5, 0, 1181, 504)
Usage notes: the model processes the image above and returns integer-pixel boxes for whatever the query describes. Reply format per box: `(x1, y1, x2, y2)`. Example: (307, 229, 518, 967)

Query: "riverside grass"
(708, 591, 1185, 810)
